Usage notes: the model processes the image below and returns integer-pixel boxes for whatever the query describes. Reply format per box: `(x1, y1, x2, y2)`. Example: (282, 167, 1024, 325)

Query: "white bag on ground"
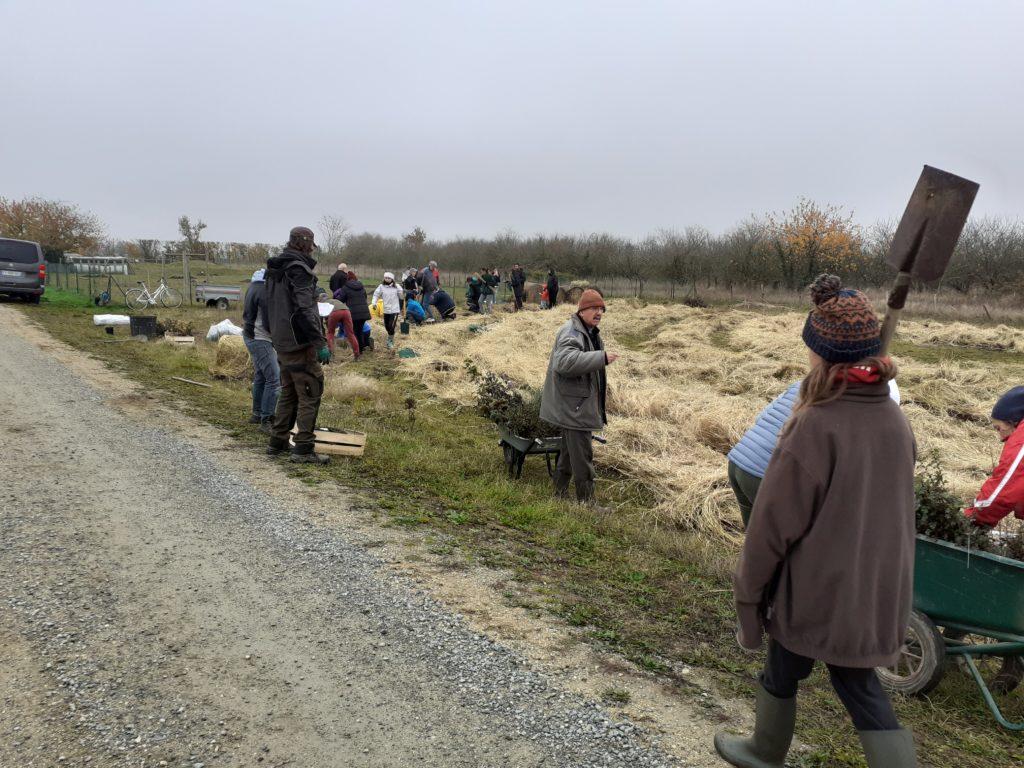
(93, 314, 131, 326)
(205, 319, 244, 342)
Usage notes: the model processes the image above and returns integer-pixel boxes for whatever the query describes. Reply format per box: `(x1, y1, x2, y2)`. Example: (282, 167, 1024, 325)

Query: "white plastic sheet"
(92, 314, 130, 326)
(205, 319, 244, 342)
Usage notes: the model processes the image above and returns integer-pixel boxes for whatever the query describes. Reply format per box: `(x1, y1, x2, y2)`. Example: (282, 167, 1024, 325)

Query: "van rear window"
(0, 240, 40, 264)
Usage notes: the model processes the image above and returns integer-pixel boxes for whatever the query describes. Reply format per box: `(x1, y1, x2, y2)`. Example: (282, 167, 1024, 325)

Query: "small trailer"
(194, 283, 241, 309)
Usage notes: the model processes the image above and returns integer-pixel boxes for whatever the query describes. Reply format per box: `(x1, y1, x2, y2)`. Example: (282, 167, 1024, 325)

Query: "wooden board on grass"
(289, 426, 366, 457)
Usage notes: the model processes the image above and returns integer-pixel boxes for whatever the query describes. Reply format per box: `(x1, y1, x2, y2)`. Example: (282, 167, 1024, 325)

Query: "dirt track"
(0, 305, 736, 767)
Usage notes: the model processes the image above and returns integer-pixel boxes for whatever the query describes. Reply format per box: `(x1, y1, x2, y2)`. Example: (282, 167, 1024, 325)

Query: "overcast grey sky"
(2, 0, 1021, 244)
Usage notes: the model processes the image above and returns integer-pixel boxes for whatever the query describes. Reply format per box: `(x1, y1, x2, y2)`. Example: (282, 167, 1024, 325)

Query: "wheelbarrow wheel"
(944, 628, 1024, 695)
(877, 610, 945, 696)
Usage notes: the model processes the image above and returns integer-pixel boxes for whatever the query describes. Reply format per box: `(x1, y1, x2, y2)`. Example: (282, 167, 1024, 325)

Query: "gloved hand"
(317, 345, 332, 365)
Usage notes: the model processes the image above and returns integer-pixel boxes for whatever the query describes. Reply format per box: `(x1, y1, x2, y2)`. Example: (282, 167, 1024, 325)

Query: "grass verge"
(14, 294, 1024, 767)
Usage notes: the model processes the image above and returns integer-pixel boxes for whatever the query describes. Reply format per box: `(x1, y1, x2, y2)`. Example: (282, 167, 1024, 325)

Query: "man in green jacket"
(264, 226, 332, 464)
(539, 289, 618, 503)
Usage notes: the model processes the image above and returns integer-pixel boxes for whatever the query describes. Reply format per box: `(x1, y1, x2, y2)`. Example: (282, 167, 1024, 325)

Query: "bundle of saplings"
(476, 371, 559, 439)
(915, 452, 1024, 560)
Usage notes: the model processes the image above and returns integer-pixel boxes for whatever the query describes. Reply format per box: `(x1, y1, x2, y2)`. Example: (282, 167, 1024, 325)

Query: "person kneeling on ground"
(405, 297, 426, 325)
(430, 288, 457, 320)
(263, 226, 332, 465)
(715, 274, 917, 768)
(241, 268, 280, 433)
(539, 289, 618, 505)
(964, 386, 1024, 528)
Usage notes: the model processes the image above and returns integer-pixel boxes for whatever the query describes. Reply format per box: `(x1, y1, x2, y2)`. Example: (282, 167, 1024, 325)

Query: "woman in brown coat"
(715, 275, 918, 768)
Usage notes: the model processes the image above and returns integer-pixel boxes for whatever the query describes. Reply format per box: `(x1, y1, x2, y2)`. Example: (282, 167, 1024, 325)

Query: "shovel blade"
(887, 165, 979, 283)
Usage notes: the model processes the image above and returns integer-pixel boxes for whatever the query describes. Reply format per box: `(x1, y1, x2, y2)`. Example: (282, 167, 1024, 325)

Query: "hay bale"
(209, 334, 251, 379)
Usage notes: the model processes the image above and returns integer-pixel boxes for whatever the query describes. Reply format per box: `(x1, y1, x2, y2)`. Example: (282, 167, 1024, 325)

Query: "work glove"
(317, 345, 332, 365)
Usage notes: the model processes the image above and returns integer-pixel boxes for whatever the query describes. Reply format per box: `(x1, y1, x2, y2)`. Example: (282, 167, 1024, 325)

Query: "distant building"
(65, 253, 129, 275)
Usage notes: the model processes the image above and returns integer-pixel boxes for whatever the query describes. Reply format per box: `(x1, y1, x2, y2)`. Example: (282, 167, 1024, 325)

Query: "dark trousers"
(512, 286, 524, 310)
(762, 640, 900, 732)
(553, 429, 595, 502)
(384, 313, 398, 337)
(269, 347, 324, 455)
(727, 460, 762, 529)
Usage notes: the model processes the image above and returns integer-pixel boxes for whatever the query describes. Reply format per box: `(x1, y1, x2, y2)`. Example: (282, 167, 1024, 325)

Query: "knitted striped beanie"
(801, 274, 881, 364)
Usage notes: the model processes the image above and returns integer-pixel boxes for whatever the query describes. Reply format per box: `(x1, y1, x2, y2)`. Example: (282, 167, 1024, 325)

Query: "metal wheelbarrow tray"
(498, 425, 562, 479)
(877, 535, 1024, 730)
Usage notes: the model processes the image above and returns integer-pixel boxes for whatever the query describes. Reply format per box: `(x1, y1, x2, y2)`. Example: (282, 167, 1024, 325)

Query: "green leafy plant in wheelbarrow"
(877, 455, 1024, 730)
(474, 371, 562, 479)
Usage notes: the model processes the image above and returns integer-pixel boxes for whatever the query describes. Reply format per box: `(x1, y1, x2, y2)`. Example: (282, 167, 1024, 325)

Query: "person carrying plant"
(539, 289, 618, 505)
(715, 274, 918, 768)
(263, 226, 332, 464)
(964, 386, 1024, 527)
(371, 271, 405, 349)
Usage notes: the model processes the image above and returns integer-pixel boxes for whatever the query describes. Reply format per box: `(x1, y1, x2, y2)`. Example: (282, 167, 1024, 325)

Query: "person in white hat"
(371, 271, 406, 349)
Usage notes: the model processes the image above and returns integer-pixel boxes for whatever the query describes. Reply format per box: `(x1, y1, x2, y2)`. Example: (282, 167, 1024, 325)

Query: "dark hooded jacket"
(335, 278, 371, 324)
(264, 247, 325, 353)
(546, 272, 559, 306)
(329, 269, 349, 294)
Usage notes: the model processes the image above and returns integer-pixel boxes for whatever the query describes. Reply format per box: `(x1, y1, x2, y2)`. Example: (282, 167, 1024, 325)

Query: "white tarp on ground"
(205, 319, 244, 342)
(92, 314, 131, 326)
(318, 302, 334, 317)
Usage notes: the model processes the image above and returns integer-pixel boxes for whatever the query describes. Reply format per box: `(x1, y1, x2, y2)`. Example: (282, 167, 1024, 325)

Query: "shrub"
(915, 452, 995, 552)
(475, 371, 559, 439)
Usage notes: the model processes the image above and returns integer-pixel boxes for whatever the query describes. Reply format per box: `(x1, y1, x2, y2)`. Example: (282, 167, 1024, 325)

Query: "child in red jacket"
(966, 386, 1024, 527)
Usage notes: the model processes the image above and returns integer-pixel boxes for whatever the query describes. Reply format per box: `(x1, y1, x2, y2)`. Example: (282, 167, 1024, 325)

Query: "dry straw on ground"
(393, 300, 1024, 539)
(209, 335, 252, 379)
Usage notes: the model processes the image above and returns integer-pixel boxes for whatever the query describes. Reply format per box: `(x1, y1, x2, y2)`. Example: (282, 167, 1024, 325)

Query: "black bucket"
(129, 315, 158, 339)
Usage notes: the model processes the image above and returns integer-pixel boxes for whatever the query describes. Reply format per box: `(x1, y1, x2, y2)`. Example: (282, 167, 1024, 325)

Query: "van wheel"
(216, 298, 230, 310)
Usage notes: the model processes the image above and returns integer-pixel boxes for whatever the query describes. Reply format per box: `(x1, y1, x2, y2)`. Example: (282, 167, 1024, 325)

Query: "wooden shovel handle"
(880, 272, 912, 355)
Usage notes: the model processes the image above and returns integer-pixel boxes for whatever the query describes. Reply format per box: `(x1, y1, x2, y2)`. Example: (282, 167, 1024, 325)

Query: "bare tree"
(318, 215, 351, 261)
(136, 239, 161, 262)
(178, 215, 208, 261)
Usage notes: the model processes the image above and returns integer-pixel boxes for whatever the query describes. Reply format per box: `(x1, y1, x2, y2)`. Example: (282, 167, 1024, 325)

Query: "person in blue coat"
(728, 379, 900, 528)
(405, 297, 426, 325)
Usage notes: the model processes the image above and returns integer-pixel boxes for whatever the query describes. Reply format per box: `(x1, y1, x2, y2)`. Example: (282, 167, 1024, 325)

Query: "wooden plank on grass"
(170, 376, 212, 388)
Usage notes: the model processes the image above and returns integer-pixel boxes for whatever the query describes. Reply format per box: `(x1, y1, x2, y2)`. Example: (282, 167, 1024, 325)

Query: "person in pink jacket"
(966, 386, 1024, 527)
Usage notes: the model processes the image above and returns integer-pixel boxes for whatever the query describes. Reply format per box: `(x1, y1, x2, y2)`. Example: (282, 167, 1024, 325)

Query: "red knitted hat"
(578, 289, 606, 311)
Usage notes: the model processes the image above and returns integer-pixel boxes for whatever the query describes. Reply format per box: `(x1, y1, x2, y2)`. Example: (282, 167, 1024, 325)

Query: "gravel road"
(0, 308, 691, 768)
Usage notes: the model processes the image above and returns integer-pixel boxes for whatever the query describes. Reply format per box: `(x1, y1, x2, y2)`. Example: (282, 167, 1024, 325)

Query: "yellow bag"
(370, 298, 385, 319)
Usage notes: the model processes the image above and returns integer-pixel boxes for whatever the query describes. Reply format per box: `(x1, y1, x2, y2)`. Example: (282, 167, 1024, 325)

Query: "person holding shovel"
(539, 289, 617, 505)
(715, 274, 918, 768)
(264, 226, 332, 464)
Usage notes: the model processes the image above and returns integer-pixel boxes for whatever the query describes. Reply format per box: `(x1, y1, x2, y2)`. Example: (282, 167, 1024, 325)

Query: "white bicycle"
(125, 278, 183, 310)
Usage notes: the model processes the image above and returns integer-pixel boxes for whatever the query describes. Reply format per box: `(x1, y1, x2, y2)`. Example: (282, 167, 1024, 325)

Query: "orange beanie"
(578, 288, 605, 311)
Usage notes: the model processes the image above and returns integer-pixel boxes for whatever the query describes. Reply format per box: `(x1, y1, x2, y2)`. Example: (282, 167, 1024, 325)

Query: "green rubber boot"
(714, 684, 796, 768)
(859, 729, 917, 767)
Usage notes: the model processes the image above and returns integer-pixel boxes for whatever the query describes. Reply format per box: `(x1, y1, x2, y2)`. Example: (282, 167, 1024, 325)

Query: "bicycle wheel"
(125, 289, 150, 311)
(160, 286, 183, 308)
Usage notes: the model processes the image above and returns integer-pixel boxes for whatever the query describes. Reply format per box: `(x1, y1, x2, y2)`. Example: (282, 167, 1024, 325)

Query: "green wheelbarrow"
(498, 425, 562, 479)
(877, 535, 1024, 730)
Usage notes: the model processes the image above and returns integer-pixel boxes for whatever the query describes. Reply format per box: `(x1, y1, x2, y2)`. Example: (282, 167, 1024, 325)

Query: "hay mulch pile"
(394, 301, 1024, 539)
(208, 334, 252, 379)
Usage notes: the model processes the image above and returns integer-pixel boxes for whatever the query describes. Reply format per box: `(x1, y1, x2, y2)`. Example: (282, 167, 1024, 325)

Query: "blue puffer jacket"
(727, 382, 801, 479)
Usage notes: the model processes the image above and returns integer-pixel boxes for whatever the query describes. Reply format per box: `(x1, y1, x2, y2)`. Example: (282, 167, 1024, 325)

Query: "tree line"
(3, 195, 1022, 295)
